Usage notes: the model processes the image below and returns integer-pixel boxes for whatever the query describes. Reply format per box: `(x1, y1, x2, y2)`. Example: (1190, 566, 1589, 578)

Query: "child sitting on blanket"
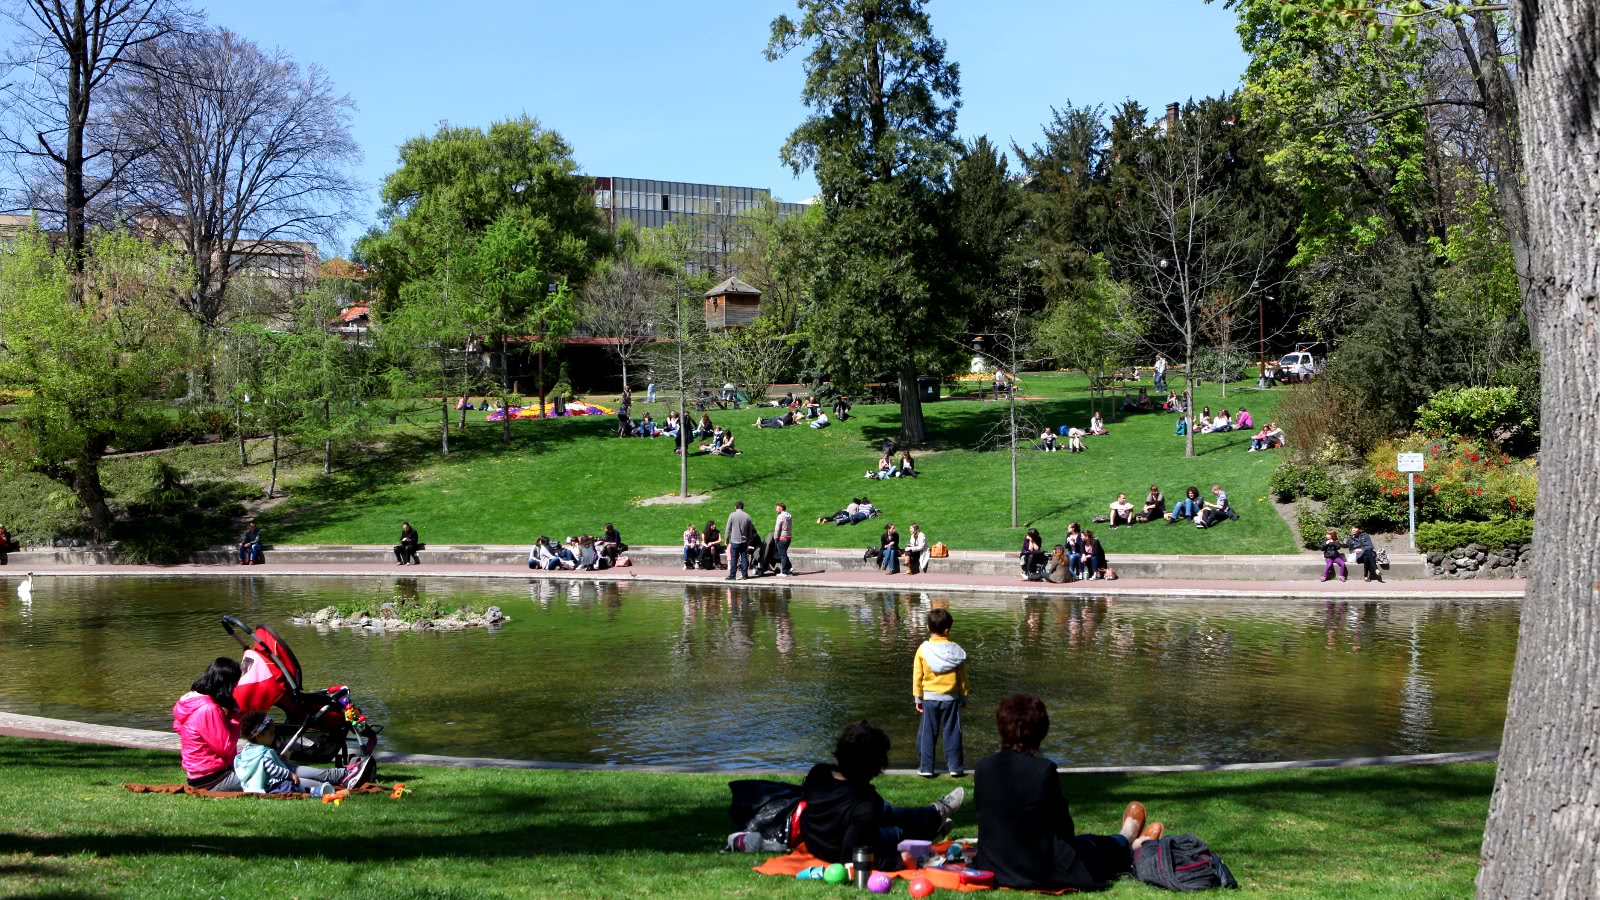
(235, 710, 363, 796)
(799, 721, 965, 871)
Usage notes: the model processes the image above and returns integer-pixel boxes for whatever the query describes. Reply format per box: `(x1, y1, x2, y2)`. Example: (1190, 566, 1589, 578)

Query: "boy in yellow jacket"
(913, 608, 969, 777)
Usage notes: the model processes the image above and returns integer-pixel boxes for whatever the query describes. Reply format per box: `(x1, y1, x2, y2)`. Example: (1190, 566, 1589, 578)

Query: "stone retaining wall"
(1426, 543, 1532, 579)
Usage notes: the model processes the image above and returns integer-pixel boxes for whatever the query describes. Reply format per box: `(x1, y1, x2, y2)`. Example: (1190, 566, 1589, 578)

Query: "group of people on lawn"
(741, 609, 1165, 892)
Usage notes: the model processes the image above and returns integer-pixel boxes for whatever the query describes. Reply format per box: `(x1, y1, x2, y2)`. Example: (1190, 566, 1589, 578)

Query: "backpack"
(726, 780, 802, 849)
(1175, 419, 1188, 436)
(1133, 833, 1239, 891)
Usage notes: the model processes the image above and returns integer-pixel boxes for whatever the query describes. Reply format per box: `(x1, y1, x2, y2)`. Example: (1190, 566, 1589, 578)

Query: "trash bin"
(916, 377, 940, 402)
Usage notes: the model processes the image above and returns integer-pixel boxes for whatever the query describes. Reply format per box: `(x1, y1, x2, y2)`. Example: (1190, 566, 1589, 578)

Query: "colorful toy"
(897, 839, 932, 857)
(946, 843, 964, 861)
(822, 863, 848, 885)
(389, 782, 409, 799)
(867, 872, 893, 893)
(796, 866, 825, 880)
(908, 876, 935, 898)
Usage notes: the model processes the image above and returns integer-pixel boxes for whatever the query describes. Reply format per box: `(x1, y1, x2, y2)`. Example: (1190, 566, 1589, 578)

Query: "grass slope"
(0, 737, 1489, 898)
(262, 374, 1298, 555)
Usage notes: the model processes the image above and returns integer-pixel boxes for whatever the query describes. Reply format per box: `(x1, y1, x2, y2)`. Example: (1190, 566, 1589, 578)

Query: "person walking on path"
(773, 503, 795, 577)
(913, 608, 969, 778)
(725, 501, 756, 581)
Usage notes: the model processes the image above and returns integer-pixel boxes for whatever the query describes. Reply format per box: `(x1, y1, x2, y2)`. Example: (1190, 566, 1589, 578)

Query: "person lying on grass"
(819, 499, 861, 525)
(975, 694, 1163, 892)
(235, 710, 366, 796)
(801, 721, 965, 872)
(754, 411, 795, 428)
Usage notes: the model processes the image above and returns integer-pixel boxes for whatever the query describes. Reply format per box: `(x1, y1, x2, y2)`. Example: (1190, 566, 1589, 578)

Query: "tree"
(581, 255, 662, 392)
(0, 0, 193, 271)
(1118, 111, 1274, 458)
(1033, 254, 1143, 391)
(0, 226, 195, 536)
(377, 272, 476, 458)
(643, 222, 714, 498)
(111, 27, 361, 339)
(766, 0, 964, 444)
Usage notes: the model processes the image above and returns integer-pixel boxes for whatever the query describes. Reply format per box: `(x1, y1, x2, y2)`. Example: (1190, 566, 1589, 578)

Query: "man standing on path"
(726, 501, 756, 581)
(773, 503, 795, 577)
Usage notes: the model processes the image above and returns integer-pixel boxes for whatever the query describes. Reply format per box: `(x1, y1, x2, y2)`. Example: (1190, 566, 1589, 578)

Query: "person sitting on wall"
(238, 520, 263, 566)
(1166, 486, 1203, 525)
(0, 523, 15, 565)
(682, 523, 705, 569)
(702, 520, 725, 569)
(1347, 526, 1381, 582)
(394, 521, 421, 565)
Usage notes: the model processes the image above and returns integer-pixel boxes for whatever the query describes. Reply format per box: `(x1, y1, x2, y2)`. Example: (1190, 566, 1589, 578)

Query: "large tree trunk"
(71, 455, 113, 541)
(1477, 3, 1600, 897)
(897, 364, 927, 445)
(267, 428, 280, 499)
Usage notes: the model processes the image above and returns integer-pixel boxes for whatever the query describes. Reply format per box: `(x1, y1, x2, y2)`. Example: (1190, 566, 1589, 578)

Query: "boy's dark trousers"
(918, 698, 964, 775)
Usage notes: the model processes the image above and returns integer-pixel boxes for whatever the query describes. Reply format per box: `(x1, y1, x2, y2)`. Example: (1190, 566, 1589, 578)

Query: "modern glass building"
(591, 177, 809, 274)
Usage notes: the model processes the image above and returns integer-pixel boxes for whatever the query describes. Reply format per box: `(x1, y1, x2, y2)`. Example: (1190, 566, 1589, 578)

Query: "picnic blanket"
(753, 842, 1073, 894)
(124, 782, 392, 799)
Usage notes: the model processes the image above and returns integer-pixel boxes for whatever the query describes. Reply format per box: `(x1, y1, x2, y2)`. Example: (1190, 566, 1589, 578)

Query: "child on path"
(234, 710, 366, 795)
(913, 608, 969, 778)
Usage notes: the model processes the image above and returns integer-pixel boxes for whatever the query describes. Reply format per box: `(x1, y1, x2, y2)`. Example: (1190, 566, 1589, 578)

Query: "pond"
(0, 575, 1519, 769)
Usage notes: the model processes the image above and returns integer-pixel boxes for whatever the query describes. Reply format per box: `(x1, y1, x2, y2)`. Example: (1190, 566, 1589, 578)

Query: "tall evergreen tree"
(766, 0, 963, 444)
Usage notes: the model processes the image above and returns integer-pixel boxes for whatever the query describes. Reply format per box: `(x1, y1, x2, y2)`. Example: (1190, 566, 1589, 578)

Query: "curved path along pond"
(0, 575, 1517, 769)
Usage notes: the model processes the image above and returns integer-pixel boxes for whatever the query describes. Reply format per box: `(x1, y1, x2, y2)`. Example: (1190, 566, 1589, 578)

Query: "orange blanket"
(124, 782, 391, 799)
(753, 843, 1072, 894)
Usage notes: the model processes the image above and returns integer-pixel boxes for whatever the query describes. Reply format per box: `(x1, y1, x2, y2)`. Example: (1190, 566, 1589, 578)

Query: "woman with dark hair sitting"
(800, 721, 965, 871)
(975, 694, 1163, 892)
(172, 657, 245, 790)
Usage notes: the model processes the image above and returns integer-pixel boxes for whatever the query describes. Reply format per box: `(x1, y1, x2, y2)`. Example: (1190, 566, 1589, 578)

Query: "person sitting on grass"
(1166, 486, 1202, 525)
(1195, 484, 1233, 528)
(833, 394, 852, 421)
(1195, 413, 1215, 433)
(974, 694, 1163, 892)
(662, 411, 681, 438)
(633, 413, 658, 437)
(694, 413, 716, 439)
(173, 657, 244, 790)
(1249, 422, 1285, 452)
(1020, 528, 1047, 581)
(700, 426, 727, 454)
(1088, 412, 1108, 435)
(709, 431, 741, 456)
(798, 721, 964, 872)
(1036, 429, 1059, 452)
(1321, 529, 1348, 582)
(235, 710, 351, 797)
(1236, 406, 1253, 429)
(804, 396, 821, 419)
(1067, 427, 1086, 453)
(895, 451, 918, 478)
(1109, 493, 1136, 529)
(1162, 391, 1181, 412)
(879, 522, 902, 574)
(1138, 485, 1165, 523)
(867, 453, 895, 479)
(810, 411, 830, 429)
(820, 499, 861, 526)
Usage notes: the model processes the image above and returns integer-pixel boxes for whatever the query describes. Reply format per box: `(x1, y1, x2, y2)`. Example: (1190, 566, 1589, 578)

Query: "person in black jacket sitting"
(800, 721, 964, 871)
(394, 521, 421, 565)
(975, 694, 1163, 892)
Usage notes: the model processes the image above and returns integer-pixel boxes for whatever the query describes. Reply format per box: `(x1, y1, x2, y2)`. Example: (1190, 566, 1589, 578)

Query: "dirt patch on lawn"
(637, 493, 712, 507)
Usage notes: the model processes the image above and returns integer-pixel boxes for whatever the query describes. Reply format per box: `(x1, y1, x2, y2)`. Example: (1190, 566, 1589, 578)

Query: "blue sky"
(198, 0, 1248, 255)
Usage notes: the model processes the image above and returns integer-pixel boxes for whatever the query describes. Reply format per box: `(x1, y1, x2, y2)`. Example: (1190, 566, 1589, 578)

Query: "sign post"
(1396, 452, 1425, 549)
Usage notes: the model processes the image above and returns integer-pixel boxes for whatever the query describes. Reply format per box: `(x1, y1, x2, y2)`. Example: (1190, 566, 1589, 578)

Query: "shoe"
(934, 817, 956, 840)
(933, 786, 965, 818)
(1122, 801, 1148, 836)
(1340, 576, 1347, 582)
(727, 830, 763, 853)
(1320, 577, 1330, 582)
(918, 770, 935, 778)
(342, 756, 375, 789)
(724, 576, 736, 581)
(949, 770, 967, 778)
(1140, 821, 1164, 841)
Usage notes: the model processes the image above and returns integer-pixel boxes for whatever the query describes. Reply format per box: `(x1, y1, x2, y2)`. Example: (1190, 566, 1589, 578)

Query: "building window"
(661, 194, 670, 210)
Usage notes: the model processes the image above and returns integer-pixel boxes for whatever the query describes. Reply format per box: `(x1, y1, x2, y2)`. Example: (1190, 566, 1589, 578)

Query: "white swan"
(16, 572, 32, 602)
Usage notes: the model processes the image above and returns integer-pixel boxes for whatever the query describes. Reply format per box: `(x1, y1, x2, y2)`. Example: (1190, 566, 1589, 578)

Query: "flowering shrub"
(1366, 434, 1536, 524)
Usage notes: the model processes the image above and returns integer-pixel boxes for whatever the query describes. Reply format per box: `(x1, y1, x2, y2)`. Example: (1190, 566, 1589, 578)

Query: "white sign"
(1397, 452, 1425, 473)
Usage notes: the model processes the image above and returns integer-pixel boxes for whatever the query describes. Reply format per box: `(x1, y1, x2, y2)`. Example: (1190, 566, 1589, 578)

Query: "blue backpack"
(1175, 418, 1188, 436)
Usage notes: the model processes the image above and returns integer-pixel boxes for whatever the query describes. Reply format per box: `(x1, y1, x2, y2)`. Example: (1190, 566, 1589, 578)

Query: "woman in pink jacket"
(172, 657, 244, 790)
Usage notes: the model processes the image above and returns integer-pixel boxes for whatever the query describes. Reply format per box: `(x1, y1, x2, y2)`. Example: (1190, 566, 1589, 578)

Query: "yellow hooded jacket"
(913, 634, 969, 702)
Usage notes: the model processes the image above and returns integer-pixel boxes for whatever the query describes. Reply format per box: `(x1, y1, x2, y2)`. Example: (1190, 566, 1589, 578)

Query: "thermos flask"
(854, 846, 873, 889)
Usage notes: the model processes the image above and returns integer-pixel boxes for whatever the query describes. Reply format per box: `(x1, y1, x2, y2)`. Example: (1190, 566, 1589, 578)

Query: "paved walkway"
(4, 559, 1523, 601)
(0, 711, 1497, 776)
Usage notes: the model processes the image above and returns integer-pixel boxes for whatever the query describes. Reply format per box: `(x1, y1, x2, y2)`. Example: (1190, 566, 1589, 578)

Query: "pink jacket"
(172, 691, 239, 779)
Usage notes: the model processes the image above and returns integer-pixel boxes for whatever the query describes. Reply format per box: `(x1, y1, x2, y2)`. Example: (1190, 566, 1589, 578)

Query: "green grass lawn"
(257, 373, 1299, 555)
(0, 737, 1489, 898)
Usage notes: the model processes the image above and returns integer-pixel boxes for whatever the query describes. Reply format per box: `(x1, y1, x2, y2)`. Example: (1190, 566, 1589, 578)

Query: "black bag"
(727, 780, 801, 847)
(1133, 833, 1239, 891)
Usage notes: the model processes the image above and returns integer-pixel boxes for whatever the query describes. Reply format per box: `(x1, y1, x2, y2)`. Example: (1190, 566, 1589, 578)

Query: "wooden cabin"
(704, 276, 762, 329)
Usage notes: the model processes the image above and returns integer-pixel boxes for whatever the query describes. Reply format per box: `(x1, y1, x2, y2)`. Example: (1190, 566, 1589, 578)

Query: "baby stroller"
(224, 615, 382, 767)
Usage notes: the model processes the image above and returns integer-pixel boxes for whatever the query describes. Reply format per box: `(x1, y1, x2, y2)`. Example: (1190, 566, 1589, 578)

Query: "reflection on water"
(0, 575, 1519, 768)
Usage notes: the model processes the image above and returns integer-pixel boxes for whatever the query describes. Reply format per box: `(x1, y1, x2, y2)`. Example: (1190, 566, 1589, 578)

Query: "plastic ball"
(908, 876, 935, 898)
(822, 863, 848, 884)
(868, 872, 893, 893)
(947, 843, 964, 859)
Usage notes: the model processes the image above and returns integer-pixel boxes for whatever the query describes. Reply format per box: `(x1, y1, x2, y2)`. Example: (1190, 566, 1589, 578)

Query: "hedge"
(1415, 518, 1535, 553)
